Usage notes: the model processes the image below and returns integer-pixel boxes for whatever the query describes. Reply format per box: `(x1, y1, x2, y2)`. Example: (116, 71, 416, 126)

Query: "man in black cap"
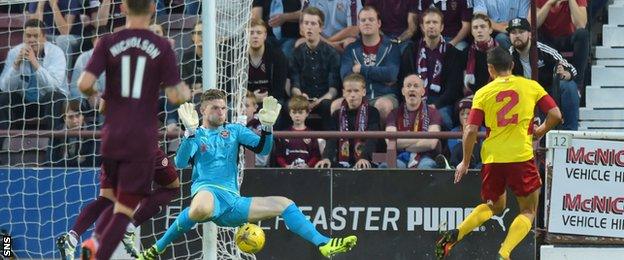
(508, 17, 579, 130)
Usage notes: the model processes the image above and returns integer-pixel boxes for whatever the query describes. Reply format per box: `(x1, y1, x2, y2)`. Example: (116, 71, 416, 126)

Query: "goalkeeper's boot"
(121, 229, 139, 258)
(319, 236, 357, 258)
(138, 245, 162, 260)
(435, 229, 459, 260)
(56, 233, 76, 260)
(80, 238, 98, 260)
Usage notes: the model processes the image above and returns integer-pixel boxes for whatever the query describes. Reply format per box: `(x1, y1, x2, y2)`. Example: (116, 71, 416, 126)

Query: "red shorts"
(480, 160, 542, 202)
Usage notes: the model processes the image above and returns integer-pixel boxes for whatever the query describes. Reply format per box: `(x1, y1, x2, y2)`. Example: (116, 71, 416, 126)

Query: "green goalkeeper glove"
(258, 96, 281, 130)
(178, 102, 199, 136)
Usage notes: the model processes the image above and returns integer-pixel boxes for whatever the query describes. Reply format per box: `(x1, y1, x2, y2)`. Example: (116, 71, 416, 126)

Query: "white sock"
(126, 222, 136, 233)
(67, 230, 79, 247)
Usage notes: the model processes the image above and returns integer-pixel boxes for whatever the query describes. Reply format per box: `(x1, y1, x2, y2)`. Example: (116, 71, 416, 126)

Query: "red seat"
(0, 13, 28, 68)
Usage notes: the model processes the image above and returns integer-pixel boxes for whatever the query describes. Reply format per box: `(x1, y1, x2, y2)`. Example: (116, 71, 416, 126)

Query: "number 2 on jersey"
(121, 55, 146, 99)
(496, 90, 519, 127)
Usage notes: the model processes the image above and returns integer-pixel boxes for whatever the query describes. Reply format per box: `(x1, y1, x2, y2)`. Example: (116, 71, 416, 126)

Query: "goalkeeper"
(139, 89, 357, 259)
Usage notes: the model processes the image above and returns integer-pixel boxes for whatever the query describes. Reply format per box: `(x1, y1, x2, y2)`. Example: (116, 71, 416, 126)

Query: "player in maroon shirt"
(75, 0, 189, 259)
(56, 148, 180, 260)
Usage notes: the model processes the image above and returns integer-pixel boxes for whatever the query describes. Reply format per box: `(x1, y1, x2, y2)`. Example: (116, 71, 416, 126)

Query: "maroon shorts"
(480, 160, 542, 202)
(100, 157, 155, 207)
(153, 151, 178, 186)
(100, 151, 178, 206)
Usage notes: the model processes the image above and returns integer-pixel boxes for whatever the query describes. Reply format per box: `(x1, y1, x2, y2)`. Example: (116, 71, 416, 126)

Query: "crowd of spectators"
(0, 0, 604, 169)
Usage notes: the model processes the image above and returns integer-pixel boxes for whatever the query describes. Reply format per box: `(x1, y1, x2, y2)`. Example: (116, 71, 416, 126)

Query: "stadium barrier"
(142, 168, 535, 260)
(0, 168, 536, 259)
(0, 129, 484, 169)
(246, 131, 485, 168)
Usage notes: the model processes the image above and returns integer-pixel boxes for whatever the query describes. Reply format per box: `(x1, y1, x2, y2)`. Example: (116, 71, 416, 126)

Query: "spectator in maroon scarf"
(400, 7, 463, 130)
(386, 74, 442, 169)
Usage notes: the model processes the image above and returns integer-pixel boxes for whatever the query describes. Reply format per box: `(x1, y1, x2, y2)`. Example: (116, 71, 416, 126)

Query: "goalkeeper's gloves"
(257, 96, 281, 132)
(178, 102, 199, 137)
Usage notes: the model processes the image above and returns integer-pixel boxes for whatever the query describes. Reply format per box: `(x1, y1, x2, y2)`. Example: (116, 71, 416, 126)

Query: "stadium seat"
(0, 12, 27, 70)
(0, 136, 49, 166)
(155, 14, 198, 59)
(580, 2, 624, 131)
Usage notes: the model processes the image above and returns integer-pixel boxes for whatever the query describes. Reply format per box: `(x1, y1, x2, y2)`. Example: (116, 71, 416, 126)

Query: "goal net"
(0, 0, 254, 259)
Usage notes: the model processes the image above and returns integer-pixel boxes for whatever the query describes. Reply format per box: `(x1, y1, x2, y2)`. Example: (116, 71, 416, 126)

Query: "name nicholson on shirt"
(109, 37, 161, 59)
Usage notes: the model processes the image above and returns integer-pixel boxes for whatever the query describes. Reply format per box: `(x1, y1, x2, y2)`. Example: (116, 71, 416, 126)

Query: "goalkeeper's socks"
(133, 187, 179, 226)
(282, 203, 330, 246)
(71, 196, 113, 236)
(96, 213, 131, 260)
(457, 203, 493, 241)
(155, 207, 196, 252)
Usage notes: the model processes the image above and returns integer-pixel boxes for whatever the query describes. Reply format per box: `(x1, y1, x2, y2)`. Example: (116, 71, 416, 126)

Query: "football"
(235, 223, 265, 254)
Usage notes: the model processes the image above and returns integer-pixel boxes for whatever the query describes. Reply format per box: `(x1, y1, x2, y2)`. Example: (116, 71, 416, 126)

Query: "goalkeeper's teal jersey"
(174, 123, 273, 195)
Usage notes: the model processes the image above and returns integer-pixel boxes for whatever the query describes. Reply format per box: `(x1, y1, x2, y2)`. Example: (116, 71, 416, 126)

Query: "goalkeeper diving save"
(138, 89, 357, 259)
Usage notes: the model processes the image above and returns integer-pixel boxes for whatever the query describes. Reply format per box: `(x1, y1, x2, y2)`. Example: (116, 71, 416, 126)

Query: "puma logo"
(491, 208, 510, 231)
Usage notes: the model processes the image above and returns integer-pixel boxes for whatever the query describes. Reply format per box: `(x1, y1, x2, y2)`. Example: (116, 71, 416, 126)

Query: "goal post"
(199, 0, 253, 259)
(200, 0, 217, 258)
(0, 0, 255, 258)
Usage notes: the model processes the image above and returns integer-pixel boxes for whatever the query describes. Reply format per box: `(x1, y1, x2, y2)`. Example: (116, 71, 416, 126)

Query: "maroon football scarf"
(464, 38, 498, 95)
(397, 102, 430, 165)
(416, 36, 446, 96)
(338, 99, 368, 163)
(397, 102, 430, 132)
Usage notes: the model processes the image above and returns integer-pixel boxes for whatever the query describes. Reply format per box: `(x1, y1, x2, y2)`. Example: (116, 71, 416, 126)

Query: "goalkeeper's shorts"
(193, 185, 251, 227)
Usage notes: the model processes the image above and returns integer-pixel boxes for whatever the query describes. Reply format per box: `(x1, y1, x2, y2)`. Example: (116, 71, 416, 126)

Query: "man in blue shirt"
(0, 19, 67, 131)
(306, 0, 362, 51)
(139, 89, 357, 259)
(473, 0, 530, 49)
(338, 6, 401, 125)
(29, 0, 83, 69)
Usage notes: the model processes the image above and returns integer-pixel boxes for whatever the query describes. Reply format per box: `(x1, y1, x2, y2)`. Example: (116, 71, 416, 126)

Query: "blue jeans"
(443, 36, 468, 51)
(185, 0, 201, 15)
(494, 32, 511, 50)
(436, 105, 455, 130)
(541, 29, 589, 85)
(398, 39, 412, 55)
(559, 80, 580, 130)
(426, 96, 455, 130)
(396, 153, 437, 169)
(268, 36, 296, 58)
